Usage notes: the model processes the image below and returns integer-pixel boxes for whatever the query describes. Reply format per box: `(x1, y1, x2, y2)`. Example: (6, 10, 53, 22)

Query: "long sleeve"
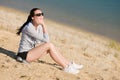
(23, 22, 49, 42)
(43, 33, 49, 42)
(18, 22, 50, 52)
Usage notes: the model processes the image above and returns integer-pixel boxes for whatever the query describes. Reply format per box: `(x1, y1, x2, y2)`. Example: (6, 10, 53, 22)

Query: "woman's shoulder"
(26, 22, 34, 29)
(22, 22, 33, 32)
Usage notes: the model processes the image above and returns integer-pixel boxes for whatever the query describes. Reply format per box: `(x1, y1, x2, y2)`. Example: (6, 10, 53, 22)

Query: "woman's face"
(32, 9, 44, 25)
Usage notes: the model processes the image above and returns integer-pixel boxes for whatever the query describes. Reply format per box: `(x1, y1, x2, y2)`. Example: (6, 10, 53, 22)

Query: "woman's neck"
(32, 21, 38, 30)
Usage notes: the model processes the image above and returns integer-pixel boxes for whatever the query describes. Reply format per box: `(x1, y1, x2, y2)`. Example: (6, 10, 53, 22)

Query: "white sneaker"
(16, 56, 23, 62)
(22, 60, 29, 64)
(71, 62, 83, 69)
(16, 56, 29, 64)
(64, 65, 79, 74)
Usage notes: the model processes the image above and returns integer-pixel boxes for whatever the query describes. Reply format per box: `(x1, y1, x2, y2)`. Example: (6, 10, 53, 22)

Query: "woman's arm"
(40, 20, 50, 42)
(23, 23, 45, 42)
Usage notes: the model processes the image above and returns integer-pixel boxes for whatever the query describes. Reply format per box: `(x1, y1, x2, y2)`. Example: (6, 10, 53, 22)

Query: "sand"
(0, 6, 120, 80)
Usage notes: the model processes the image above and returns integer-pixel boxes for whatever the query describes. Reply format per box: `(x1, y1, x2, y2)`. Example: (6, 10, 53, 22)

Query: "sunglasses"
(34, 13, 44, 16)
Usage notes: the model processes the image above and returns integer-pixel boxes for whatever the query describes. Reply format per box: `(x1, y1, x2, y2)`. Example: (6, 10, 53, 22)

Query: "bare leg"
(26, 42, 70, 68)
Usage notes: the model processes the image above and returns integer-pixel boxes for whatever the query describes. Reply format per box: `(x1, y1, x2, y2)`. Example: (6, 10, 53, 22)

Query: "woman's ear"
(32, 17, 34, 20)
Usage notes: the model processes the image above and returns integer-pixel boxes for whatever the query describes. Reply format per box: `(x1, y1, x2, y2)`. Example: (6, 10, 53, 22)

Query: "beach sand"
(0, 6, 120, 80)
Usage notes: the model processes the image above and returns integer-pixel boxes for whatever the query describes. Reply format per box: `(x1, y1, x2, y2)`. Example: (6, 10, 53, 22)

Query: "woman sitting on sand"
(16, 8, 83, 74)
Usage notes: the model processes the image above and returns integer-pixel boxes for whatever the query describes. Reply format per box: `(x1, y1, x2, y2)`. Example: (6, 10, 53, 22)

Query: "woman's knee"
(45, 42, 54, 48)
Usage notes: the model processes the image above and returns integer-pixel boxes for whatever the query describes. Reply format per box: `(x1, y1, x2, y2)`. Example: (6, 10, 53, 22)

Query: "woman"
(16, 8, 83, 74)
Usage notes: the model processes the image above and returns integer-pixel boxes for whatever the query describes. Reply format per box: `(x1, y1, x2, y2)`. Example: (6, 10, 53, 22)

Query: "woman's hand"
(39, 19, 45, 26)
(40, 20, 48, 33)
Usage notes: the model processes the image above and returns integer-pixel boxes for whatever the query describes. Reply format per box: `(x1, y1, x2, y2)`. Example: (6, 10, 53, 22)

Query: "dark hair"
(16, 8, 40, 35)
